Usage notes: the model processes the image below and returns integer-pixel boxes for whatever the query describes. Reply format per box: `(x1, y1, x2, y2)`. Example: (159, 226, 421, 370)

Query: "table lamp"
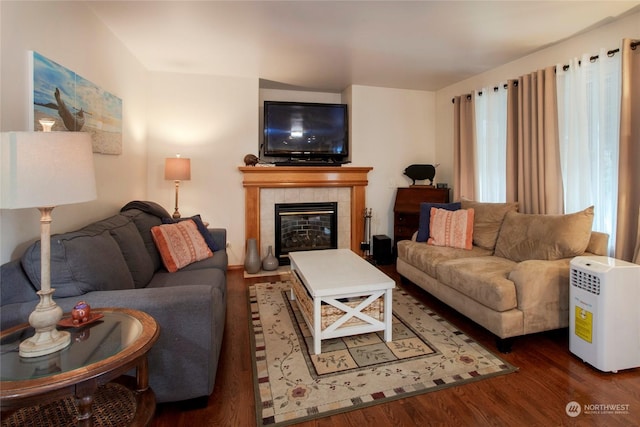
(0, 125, 96, 358)
(164, 155, 191, 219)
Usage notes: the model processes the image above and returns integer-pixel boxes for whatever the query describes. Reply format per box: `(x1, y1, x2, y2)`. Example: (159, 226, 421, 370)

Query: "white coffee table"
(289, 249, 395, 355)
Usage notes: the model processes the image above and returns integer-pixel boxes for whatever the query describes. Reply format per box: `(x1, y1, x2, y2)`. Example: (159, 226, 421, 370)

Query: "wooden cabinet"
(393, 187, 450, 251)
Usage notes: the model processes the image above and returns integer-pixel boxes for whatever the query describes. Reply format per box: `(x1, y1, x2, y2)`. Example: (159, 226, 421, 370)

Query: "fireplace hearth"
(275, 202, 338, 265)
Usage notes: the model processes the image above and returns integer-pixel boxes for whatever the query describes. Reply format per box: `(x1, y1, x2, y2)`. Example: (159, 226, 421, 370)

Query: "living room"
(1, 1, 639, 426)
(1, 2, 637, 267)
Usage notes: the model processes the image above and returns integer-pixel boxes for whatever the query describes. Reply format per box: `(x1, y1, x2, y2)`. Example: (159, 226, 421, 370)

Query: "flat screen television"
(263, 101, 348, 161)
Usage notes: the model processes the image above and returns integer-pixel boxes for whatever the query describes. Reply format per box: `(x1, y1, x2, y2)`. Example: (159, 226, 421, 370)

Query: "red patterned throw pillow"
(151, 220, 213, 272)
(427, 207, 475, 250)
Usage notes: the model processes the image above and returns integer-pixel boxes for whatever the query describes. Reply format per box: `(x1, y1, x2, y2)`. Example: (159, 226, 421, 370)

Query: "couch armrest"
(56, 284, 225, 403)
(208, 228, 227, 252)
(508, 258, 571, 334)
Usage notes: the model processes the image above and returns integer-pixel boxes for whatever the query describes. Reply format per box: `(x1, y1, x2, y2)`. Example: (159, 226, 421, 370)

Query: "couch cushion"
(0, 260, 38, 305)
(494, 206, 595, 262)
(179, 250, 228, 273)
(163, 214, 221, 252)
(151, 220, 213, 273)
(73, 214, 155, 288)
(121, 209, 164, 271)
(461, 200, 519, 251)
(436, 256, 518, 312)
(397, 240, 492, 278)
(428, 207, 474, 250)
(107, 217, 155, 288)
(21, 230, 135, 298)
(147, 267, 226, 290)
(416, 202, 461, 242)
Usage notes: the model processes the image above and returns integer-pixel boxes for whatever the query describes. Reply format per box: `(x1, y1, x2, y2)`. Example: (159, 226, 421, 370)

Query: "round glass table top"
(1, 311, 143, 382)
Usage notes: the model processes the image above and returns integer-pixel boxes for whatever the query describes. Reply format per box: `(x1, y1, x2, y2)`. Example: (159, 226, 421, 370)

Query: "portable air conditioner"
(569, 256, 640, 372)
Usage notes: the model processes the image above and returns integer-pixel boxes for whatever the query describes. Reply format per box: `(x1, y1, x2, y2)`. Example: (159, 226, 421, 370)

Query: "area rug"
(249, 281, 517, 427)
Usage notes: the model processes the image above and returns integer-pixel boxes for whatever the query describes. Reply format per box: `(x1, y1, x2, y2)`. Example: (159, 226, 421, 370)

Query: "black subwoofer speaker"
(372, 235, 392, 265)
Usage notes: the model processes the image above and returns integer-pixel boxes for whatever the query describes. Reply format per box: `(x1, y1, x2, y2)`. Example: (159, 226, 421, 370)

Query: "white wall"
(0, 1, 148, 263)
(347, 85, 436, 237)
(146, 72, 259, 266)
(434, 10, 640, 191)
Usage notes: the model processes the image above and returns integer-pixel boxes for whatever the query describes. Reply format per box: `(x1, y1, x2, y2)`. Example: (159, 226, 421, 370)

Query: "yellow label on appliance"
(574, 306, 593, 343)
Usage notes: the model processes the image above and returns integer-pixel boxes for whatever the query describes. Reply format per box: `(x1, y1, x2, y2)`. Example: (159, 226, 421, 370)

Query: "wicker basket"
(290, 272, 384, 330)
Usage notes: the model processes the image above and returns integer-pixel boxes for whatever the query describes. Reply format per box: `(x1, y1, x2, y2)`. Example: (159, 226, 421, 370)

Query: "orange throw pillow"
(427, 207, 475, 250)
(151, 220, 213, 272)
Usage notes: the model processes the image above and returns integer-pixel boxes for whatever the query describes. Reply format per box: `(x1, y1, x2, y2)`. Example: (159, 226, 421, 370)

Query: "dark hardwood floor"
(150, 265, 640, 426)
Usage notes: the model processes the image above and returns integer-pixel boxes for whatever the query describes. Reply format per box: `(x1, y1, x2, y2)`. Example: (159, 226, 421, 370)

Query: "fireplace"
(275, 202, 338, 265)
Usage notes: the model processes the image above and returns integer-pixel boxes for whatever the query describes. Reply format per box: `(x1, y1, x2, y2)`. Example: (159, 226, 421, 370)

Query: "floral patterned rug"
(249, 281, 517, 426)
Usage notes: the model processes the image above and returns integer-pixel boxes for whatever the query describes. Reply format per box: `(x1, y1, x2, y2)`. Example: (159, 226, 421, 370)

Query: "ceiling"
(88, 1, 640, 92)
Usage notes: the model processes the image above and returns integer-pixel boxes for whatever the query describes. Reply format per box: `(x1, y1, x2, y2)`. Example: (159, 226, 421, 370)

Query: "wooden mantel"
(239, 166, 373, 254)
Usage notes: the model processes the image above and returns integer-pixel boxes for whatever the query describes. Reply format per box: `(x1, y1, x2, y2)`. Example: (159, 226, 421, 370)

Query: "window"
(474, 87, 507, 202)
(556, 50, 621, 254)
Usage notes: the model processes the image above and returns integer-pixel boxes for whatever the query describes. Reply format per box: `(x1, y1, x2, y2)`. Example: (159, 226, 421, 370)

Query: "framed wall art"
(30, 51, 123, 155)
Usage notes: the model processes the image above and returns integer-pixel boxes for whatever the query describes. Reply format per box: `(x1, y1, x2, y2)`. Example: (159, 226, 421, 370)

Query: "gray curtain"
(453, 95, 476, 201)
(617, 39, 640, 263)
(505, 67, 564, 214)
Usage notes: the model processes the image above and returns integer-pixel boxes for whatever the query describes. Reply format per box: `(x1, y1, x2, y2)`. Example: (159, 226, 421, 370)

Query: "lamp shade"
(164, 157, 191, 181)
(1, 132, 97, 209)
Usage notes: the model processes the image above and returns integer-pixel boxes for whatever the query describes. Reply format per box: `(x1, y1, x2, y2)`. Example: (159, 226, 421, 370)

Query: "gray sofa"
(0, 201, 227, 404)
(397, 200, 608, 352)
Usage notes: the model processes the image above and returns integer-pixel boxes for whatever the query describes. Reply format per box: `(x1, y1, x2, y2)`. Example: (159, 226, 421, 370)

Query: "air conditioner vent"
(571, 269, 601, 295)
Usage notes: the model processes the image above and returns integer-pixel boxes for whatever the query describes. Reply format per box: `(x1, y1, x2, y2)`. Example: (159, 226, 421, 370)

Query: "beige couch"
(396, 200, 608, 352)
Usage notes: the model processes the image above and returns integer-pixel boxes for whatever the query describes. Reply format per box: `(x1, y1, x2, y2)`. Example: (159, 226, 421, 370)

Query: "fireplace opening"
(275, 202, 338, 265)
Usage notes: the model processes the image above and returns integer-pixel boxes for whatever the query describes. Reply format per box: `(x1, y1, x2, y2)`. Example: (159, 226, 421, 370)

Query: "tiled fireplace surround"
(263, 189, 348, 257)
(239, 166, 373, 259)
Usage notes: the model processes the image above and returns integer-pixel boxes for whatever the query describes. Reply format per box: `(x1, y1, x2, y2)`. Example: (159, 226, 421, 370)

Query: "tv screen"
(263, 101, 348, 160)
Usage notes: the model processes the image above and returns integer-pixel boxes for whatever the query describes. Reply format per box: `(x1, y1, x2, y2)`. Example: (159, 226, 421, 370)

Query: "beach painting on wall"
(30, 51, 123, 155)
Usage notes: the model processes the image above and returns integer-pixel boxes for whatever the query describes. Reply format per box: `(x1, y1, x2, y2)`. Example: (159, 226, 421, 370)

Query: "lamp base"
(19, 289, 71, 358)
(19, 329, 70, 358)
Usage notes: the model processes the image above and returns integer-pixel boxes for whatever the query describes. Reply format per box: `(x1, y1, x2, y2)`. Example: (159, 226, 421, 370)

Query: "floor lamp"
(1, 129, 96, 358)
(164, 155, 191, 219)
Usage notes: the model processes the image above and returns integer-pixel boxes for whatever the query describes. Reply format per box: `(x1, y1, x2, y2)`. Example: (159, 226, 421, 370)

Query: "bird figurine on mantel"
(403, 163, 440, 186)
(243, 154, 260, 166)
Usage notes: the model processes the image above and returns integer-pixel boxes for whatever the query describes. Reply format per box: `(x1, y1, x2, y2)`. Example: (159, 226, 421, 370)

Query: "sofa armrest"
(508, 258, 571, 334)
(55, 284, 225, 403)
(208, 228, 227, 252)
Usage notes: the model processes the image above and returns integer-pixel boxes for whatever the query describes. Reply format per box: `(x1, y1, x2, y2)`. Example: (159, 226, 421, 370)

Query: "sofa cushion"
(21, 230, 135, 298)
(436, 256, 518, 312)
(397, 240, 492, 278)
(108, 217, 155, 288)
(428, 207, 474, 250)
(179, 250, 228, 273)
(416, 202, 461, 242)
(147, 267, 226, 289)
(151, 220, 213, 273)
(78, 214, 155, 288)
(461, 200, 519, 251)
(494, 206, 595, 262)
(121, 209, 164, 271)
(0, 260, 38, 305)
(163, 214, 221, 252)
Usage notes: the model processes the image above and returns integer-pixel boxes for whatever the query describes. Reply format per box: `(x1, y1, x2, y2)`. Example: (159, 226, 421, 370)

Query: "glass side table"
(1, 308, 159, 427)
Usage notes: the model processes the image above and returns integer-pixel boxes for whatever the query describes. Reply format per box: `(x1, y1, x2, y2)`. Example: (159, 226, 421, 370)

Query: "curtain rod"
(452, 40, 639, 103)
